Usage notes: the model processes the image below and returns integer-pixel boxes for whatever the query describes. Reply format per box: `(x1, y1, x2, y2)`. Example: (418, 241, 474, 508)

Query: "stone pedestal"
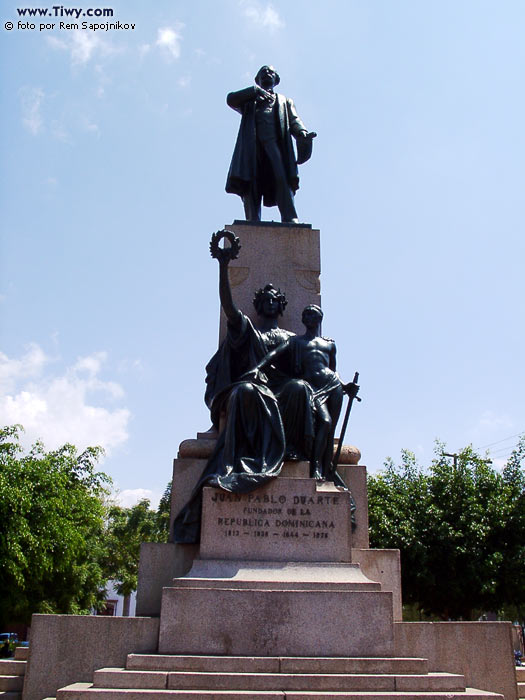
(158, 586, 394, 656)
(158, 474, 395, 657)
(136, 433, 403, 618)
(219, 220, 321, 340)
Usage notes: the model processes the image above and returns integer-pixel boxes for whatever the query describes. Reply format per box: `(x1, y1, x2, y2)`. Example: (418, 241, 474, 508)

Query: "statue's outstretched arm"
(227, 85, 272, 113)
(227, 86, 257, 113)
(218, 260, 241, 326)
(210, 230, 242, 327)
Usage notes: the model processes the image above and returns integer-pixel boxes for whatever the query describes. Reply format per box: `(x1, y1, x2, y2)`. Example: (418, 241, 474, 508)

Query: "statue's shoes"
(312, 467, 325, 481)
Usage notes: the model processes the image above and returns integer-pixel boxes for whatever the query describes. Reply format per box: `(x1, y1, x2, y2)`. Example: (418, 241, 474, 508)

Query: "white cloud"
(70, 32, 101, 64)
(156, 25, 183, 60)
(178, 75, 191, 88)
(0, 343, 48, 393)
(47, 31, 117, 66)
(240, 1, 284, 30)
(0, 344, 130, 455)
(477, 410, 514, 431)
(19, 87, 45, 135)
(74, 352, 106, 376)
(116, 488, 161, 509)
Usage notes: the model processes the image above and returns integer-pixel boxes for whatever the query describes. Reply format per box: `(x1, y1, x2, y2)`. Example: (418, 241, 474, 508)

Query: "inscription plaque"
(200, 478, 353, 562)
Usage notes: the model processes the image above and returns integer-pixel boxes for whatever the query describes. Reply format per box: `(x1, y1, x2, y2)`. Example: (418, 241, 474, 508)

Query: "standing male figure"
(226, 65, 316, 223)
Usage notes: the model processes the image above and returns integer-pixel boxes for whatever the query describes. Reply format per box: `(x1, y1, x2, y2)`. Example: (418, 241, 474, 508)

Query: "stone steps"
(0, 674, 24, 692)
(93, 669, 467, 692)
(0, 646, 29, 699)
(516, 665, 525, 697)
(54, 654, 504, 700)
(55, 686, 503, 699)
(14, 648, 28, 662)
(126, 656, 430, 674)
(0, 662, 25, 676)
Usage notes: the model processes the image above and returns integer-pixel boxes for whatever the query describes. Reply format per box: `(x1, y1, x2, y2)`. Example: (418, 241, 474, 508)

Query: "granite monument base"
(158, 474, 394, 657)
(158, 585, 394, 656)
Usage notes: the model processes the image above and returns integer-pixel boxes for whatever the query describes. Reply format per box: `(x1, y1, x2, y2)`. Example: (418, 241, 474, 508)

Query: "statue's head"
(255, 65, 280, 89)
(302, 304, 323, 327)
(253, 284, 287, 318)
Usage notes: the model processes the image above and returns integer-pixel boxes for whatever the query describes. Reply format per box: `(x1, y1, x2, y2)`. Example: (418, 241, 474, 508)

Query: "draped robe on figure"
(172, 311, 315, 544)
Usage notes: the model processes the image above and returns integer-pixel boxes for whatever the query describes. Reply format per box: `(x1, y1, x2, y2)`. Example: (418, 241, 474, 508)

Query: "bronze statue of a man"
(225, 65, 316, 223)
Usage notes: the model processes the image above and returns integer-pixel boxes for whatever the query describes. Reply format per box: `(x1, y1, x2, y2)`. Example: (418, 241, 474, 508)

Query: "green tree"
(0, 425, 111, 627)
(495, 436, 525, 620)
(102, 485, 171, 615)
(368, 440, 525, 620)
(156, 479, 172, 540)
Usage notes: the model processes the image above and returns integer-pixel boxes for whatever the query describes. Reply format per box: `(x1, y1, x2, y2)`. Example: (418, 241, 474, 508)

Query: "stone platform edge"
(24, 615, 517, 700)
(135, 544, 401, 619)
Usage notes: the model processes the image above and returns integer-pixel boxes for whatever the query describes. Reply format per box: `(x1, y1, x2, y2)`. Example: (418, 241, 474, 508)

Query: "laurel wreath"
(209, 229, 241, 260)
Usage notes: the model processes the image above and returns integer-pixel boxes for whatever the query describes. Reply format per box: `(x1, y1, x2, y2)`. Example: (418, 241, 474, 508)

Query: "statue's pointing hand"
(255, 85, 274, 103)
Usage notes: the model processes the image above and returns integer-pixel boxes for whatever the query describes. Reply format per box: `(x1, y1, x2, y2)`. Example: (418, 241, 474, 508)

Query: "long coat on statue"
(225, 86, 307, 207)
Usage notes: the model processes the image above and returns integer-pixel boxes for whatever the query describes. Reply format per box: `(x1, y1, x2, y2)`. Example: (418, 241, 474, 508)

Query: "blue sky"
(1, 0, 524, 507)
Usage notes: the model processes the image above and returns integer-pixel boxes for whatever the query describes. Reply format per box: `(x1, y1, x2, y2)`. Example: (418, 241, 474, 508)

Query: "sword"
(332, 372, 361, 470)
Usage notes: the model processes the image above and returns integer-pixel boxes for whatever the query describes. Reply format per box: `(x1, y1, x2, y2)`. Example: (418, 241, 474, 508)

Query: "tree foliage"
(368, 438, 525, 620)
(0, 425, 174, 624)
(157, 479, 172, 540)
(0, 425, 111, 626)
(101, 490, 170, 609)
